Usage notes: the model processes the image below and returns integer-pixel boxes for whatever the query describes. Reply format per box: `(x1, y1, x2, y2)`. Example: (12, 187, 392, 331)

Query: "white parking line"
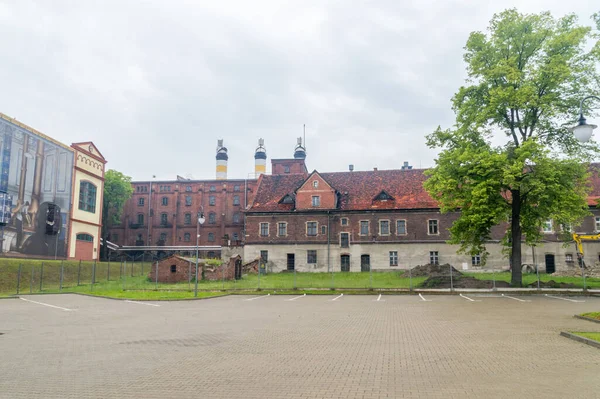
(418, 293, 431, 302)
(544, 294, 585, 303)
(244, 294, 271, 301)
(374, 294, 385, 302)
(286, 294, 306, 301)
(459, 294, 480, 302)
(331, 294, 343, 301)
(124, 300, 161, 307)
(501, 294, 530, 302)
(19, 297, 74, 311)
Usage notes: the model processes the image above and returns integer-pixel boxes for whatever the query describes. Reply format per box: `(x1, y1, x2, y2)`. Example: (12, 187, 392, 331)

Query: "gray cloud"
(1, 0, 597, 180)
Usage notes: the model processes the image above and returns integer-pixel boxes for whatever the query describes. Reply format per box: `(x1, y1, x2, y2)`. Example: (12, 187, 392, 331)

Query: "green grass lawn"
(572, 332, 600, 343)
(580, 312, 600, 321)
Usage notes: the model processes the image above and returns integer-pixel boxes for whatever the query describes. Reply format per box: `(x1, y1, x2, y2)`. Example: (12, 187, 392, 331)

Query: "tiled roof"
(248, 169, 437, 212)
(587, 163, 600, 206)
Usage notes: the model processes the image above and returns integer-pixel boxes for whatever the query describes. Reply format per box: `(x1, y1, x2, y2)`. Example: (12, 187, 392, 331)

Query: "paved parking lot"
(1, 293, 599, 399)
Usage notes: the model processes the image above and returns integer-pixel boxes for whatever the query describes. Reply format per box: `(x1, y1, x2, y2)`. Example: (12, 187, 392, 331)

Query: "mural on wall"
(0, 117, 73, 257)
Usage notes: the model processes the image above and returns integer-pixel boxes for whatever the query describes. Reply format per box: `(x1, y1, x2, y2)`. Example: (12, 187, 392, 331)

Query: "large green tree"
(101, 170, 133, 260)
(424, 9, 600, 286)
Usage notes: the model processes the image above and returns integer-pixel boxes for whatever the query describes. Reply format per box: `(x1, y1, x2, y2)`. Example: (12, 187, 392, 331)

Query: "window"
(565, 253, 574, 263)
(389, 251, 398, 266)
(207, 251, 215, 258)
(340, 232, 349, 248)
(185, 196, 192, 206)
(185, 185, 192, 192)
(234, 185, 240, 192)
(232, 233, 239, 241)
(429, 251, 439, 265)
(307, 250, 317, 264)
(542, 220, 553, 233)
(360, 221, 369, 236)
(341, 218, 348, 226)
(160, 197, 168, 206)
(428, 220, 439, 235)
(596, 217, 600, 232)
(561, 223, 572, 233)
(312, 196, 320, 207)
(233, 213, 240, 224)
(112, 233, 119, 242)
(184, 233, 191, 242)
(209, 212, 216, 224)
(260, 250, 268, 263)
(210, 185, 216, 192)
(159, 233, 167, 242)
(472, 254, 481, 266)
(284, 166, 290, 174)
(137, 214, 144, 225)
(76, 233, 93, 242)
(396, 220, 407, 235)
(233, 195, 240, 206)
(379, 220, 390, 235)
(313, 180, 319, 188)
(184, 213, 191, 225)
(78, 181, 97, 213)
(281, 195, 294, 204)
(170, 265, 176, 273)
(278, 222, 287, 237)
(208, 232, 215, 242)
(160, 213, 168, 225)
(307, 222, 317, 236)
(138, 197, 145, 206)
(209, 196, 216, 206)
(260, 223, 269, 237)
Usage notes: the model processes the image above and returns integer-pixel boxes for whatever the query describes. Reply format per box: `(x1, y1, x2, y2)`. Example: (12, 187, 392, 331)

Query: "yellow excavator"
(571, 233, 600, 268)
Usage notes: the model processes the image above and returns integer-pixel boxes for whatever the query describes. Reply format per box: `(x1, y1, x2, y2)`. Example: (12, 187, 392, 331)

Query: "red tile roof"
(249, 174, 308, 212)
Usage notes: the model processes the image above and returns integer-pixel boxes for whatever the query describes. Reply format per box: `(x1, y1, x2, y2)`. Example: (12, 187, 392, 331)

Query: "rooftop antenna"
(303, 124, 306, 152)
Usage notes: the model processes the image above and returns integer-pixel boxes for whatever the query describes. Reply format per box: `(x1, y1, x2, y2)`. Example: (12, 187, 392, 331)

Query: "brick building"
(245, 155, 600, 273)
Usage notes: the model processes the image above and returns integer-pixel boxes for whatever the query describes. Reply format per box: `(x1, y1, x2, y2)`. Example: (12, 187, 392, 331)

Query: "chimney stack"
(216, 139, 228, 180)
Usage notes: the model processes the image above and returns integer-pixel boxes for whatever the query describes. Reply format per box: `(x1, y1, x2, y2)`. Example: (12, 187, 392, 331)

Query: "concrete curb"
(574, 315, 600, 324)
(560, 332, 600, 349)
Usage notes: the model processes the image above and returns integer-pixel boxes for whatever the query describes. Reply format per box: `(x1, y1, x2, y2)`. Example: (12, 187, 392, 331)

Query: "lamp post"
(570, 95, 599, 142)
(194, 207, 206, 297)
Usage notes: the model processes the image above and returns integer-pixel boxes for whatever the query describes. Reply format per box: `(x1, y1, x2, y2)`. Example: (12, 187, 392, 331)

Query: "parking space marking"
(459, 294, 480, 302)
(244, 294, 271, 301)
(124, 300, 161, 307)
(19, 297, 74, 311)
(331, 294, 343, 301)
(544, 294, 585, 303)
(286, 294, 306, 301)
(419, 293, 431, 302)
(501, 294, 530, 302)
(374, 294, 385, 302)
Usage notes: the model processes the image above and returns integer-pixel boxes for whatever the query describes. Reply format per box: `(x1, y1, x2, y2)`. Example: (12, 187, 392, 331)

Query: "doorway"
(235, 258, 242, 280)
(341, 254, 350, 272)
(545, 254, 555, 274)
(287, 253, 295, 271)
(360, 254, 370, 272)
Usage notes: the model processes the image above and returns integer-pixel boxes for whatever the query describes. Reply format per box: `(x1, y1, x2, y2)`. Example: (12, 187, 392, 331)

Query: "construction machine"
(571, 232, 600, 268)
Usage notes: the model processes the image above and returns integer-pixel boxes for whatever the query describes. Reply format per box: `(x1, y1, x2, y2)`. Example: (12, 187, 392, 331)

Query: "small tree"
(425, 9, 600, 286)
(101, 170, 134, 260)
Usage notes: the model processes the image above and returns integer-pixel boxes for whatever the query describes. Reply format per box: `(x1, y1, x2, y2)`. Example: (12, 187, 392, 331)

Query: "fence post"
(294, 267, 297, 290)
(449, 264, 453, 292)
(188, 261, 191, 291)
(39, 262, 44, 292)
(30, 264, 34, 294)
(77, 260, 81, 286)
(59, 261, 63, 291)
(16, 264, 22, 295)
(222, 263, 225, 290)
(258, 262, 261, 290)
(369, 265, 373, 290)
(493, 270, 496, 291)
(536, 263, 540, 291)
(141, 260, 144, 277)
(331, 269, 334, 290)
(91, 261, 96, 292)
(107, 260, 110, 281)
(582, 263, 587, 292)
(131, 259, 134, 277)
(409, 265, 413, 292)
(122, 260, 126, 290)
(155, 261, 158, 290)
(120, 260, 123, 279)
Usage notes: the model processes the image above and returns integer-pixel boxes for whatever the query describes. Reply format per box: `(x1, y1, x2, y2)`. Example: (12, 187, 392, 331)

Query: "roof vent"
(373, 167, 378, 171)
(349, 164, 354, 172)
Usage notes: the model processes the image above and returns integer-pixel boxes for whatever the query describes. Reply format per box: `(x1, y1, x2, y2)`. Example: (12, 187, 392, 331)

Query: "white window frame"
(379, 220, 390, 236)
(359, 220, 369, 236)
(542, 219, 553, 234)
(341, 217, 348, 226)
(259, 222, 269, 237)
(312, 196, 320, 207)
(471, 254, 481, 266)
(429, 251, 439, 265)
(278, 222, 287, 237)
(565, 253, 574, 263)
(595, 217, 600, 232)
(428, 219, 439, 235)
(396, 219, 407, 235)
(306, 221, 318, 236)
(389, 251, 398, 267)
(313, 180, 319, 188)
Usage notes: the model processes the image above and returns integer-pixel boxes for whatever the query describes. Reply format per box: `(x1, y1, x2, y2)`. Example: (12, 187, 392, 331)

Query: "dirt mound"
(420, 275, 511, 289)
(526, 280, 578, 289)
(552, 262, 600, 278)
(410, 263, 462, 277)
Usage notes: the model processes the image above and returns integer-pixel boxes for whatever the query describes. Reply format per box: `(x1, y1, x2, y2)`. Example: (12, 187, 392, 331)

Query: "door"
(340, 255, 350, 272)
(545, 254, 555, 274)
(287, 254, 295, 271)
(360, 254, 370, 272)
(235, 258, 242, 280)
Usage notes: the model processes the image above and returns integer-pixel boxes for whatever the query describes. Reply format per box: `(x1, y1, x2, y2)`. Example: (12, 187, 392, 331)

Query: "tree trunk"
(510, 190, 522, 287)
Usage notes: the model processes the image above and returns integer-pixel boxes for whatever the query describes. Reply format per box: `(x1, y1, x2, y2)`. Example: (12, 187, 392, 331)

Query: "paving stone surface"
(1, 293, 599, 398)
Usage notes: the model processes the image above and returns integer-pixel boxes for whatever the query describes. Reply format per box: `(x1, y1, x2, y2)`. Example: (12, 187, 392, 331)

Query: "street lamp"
(570, 95, 599, 142)
(194, 208, 206, 297)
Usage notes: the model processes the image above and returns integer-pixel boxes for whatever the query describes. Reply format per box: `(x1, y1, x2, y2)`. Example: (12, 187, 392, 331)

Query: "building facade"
(0, 112, 105, 261)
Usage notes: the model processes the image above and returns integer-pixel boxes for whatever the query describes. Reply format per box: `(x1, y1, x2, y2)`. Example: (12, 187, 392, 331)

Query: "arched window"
(78, 181, 97, 213)
(76, 233, 93, 242)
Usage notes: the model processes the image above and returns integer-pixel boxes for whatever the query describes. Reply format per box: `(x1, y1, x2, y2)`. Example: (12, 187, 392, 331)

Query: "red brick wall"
(149, 256, 194, 283)
(295, 173, 336, 210)
(271, 159, 307, 175)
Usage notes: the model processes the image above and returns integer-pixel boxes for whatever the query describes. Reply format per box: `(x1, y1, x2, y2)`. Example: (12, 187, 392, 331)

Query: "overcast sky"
(1, 1, 598, 181)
